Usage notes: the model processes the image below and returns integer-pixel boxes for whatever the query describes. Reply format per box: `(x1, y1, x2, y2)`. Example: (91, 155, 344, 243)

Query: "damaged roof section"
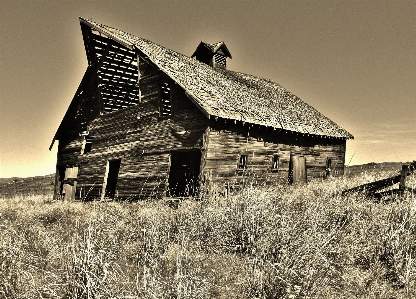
(56, 17, 353, 143)
(79, 17, 353, 139)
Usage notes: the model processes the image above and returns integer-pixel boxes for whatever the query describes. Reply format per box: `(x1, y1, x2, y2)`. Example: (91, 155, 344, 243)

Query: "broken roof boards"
(51, 17, 352, 150)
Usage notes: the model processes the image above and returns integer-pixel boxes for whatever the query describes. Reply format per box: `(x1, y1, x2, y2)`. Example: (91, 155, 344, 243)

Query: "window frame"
(325, 158, 332, 178)
(271, 155, 280, 172)
(238, 154, 248, 170)
(80, 135, 93, 155)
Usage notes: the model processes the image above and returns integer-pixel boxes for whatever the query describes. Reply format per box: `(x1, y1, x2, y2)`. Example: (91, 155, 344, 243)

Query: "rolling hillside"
(0, 174, 55, 197)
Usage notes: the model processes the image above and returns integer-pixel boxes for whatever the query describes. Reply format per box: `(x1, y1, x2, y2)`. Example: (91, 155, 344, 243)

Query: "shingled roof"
(78, 17, 353, 139)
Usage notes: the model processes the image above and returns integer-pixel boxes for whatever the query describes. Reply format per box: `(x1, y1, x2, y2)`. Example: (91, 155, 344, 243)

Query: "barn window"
(272, 155, 279, 171)
(77, 107, 88, 135)
(326, 158, 332, 178)
(238, 155, 248, 169)
(81, 136, 93, 155)
(160, 82, 172, 117)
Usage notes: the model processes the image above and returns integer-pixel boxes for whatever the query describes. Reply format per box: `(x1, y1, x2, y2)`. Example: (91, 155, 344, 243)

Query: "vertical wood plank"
(399, 165, 410, 190)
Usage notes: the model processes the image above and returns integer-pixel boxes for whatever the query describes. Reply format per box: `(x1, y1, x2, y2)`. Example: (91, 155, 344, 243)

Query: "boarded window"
(160, 82, 172, 117)
(272, 155, 279, 171)
(238, 155, 248, 169)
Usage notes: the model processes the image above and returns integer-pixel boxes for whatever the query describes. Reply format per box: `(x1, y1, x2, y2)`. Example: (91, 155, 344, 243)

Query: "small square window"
(238, 155, 248, 169)
(272, 155, 279, 171)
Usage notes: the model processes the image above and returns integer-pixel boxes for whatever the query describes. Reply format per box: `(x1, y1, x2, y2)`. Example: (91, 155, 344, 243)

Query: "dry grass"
(0, 171, 415, 298)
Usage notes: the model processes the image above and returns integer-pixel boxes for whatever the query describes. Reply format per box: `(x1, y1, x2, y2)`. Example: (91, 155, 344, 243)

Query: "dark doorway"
(103, 159, 121, 199)
(289, 154, 307, 185)
(168, 151, 201, 197)
(54, 166, 66, 200)
(326, 158, 332, 178)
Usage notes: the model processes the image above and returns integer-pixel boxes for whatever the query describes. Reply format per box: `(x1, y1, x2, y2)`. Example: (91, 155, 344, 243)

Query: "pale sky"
(1, 0, 415, 178)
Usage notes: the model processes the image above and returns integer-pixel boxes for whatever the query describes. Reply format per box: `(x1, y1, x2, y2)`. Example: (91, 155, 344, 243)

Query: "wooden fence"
(342, 161, 415, 199)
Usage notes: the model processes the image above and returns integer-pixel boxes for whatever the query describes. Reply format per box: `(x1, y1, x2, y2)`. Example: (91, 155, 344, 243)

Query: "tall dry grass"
(0, 171, 415, 298)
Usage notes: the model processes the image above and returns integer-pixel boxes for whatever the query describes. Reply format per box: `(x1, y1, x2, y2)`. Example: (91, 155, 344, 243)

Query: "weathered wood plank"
(203, 119, 346, 188)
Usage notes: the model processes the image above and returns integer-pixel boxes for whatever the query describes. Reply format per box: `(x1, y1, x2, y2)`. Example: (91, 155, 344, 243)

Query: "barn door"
(168, 151, 201, 197)
(289, 154, 307, 185)
(102, 159, 121, 199)
(61, 166, 78, 200)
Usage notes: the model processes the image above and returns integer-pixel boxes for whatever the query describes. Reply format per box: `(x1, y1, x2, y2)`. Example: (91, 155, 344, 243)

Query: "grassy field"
(0, 165, 415, 298)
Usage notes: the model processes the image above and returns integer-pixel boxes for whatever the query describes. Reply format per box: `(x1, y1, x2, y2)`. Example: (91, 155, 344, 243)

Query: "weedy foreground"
(0, 170, 415, 299)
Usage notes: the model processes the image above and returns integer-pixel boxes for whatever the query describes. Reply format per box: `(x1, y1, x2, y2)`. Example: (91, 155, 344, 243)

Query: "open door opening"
(168, 151, 201, 197)
(102, 159, 121, 199)
(289, 154, 307, 185)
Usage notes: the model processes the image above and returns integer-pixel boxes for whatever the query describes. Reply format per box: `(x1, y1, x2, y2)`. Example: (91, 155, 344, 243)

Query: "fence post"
(399, 165, 410, 191)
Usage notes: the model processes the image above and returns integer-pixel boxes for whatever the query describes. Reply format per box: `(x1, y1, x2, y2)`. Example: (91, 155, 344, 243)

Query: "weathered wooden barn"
(50, 17, 353, 200)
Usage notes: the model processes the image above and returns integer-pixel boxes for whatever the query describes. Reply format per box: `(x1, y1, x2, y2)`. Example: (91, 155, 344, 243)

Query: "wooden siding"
(203, 119, 346, 189)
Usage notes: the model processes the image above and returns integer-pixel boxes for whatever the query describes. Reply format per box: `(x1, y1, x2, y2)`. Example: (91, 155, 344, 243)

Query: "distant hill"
(0, 174, 55, 197)
(345, 162, 407, 177)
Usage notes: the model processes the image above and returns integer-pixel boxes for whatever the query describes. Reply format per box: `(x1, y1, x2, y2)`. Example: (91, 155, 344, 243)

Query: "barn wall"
(57, 60, 208, 200)
(203, 119, 346, 189)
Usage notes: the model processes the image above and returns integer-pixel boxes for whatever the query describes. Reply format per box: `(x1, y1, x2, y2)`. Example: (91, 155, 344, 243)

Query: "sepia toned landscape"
(1, 1, 415, 298)
(1, 162, 415, 298)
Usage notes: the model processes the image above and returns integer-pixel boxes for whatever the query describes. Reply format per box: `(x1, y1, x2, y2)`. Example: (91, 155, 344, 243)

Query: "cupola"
(191, 41, 232, 69)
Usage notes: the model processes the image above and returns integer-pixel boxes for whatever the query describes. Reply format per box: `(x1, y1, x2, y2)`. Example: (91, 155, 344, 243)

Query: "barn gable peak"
(191, 41, 232, 69)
